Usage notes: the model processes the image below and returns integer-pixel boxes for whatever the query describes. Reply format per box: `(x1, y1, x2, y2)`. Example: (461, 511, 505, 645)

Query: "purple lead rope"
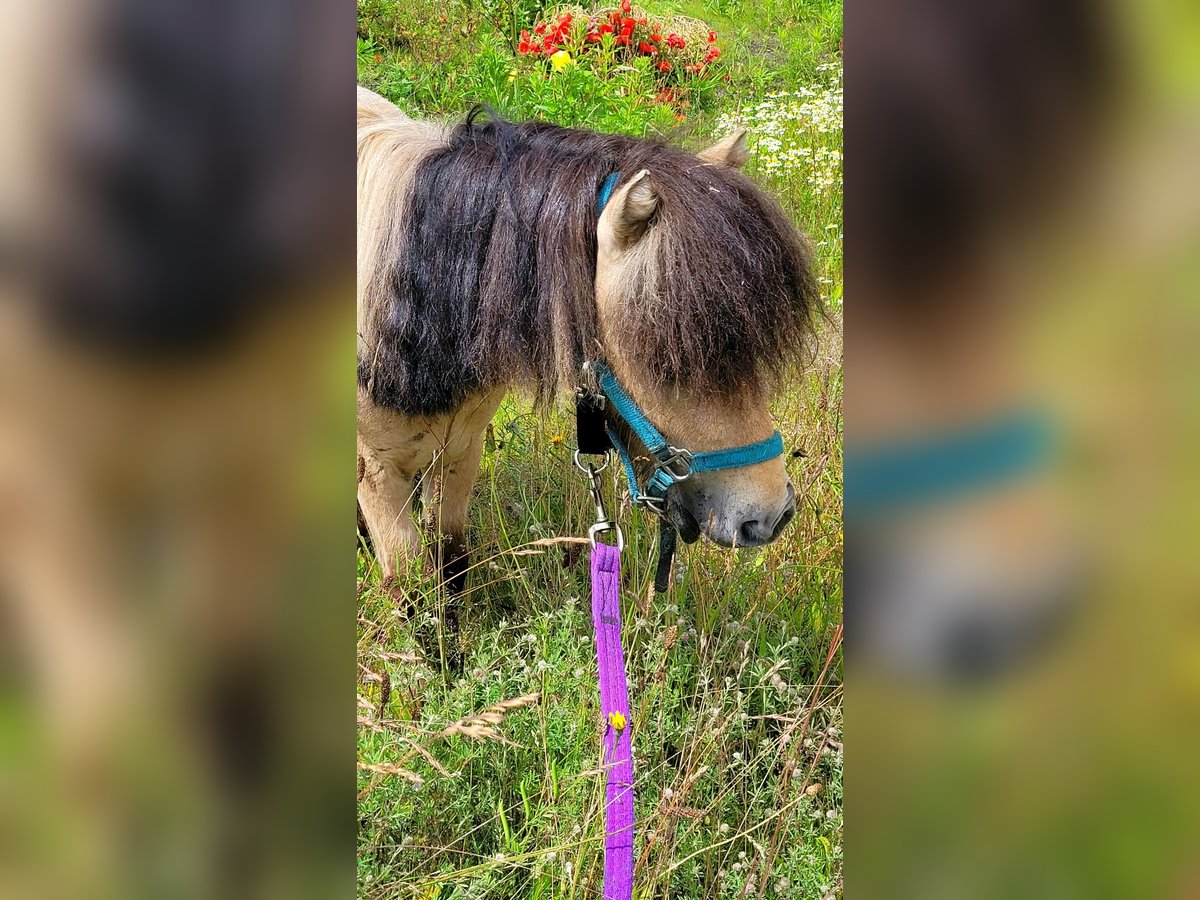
(591, 541, 635, 900)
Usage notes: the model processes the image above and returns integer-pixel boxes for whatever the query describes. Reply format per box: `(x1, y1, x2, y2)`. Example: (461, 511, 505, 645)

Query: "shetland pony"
(357, 87, 817, 588)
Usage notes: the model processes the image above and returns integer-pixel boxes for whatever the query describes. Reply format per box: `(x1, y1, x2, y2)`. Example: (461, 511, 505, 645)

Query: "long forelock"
(607, 159, 819, 401)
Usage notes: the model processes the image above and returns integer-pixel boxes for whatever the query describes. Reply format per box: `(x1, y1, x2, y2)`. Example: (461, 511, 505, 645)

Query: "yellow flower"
(608, 710, 627, 731)
(550, 433, 565, 446)
(550, 50, 573, 72)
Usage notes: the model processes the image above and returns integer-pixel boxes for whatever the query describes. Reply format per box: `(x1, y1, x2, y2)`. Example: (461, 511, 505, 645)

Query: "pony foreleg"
(356, 446, 421, 581)
(423, 428, 488, 596)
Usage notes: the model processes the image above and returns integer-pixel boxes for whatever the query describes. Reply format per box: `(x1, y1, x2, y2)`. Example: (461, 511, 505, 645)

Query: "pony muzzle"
(675, 474, 797, 549)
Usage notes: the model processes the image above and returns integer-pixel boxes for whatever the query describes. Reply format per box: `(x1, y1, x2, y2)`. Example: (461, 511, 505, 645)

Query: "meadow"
(357, 0, 843, 895)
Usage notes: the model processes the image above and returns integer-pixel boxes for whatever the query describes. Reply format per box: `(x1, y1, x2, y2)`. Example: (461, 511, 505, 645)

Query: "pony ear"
(697, 129, 750, 168)
(605, 169, 658, 248)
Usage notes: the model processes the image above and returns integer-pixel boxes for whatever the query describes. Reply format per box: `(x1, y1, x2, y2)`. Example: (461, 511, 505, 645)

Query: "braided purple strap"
(591, 541, 634, 900)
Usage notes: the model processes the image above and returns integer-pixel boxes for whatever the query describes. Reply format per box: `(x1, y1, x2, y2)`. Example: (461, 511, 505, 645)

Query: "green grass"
(357, 0, 842, 895)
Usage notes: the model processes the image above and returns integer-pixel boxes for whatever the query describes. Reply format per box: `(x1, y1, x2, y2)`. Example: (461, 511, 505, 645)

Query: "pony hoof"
(381, 576, 417, 619)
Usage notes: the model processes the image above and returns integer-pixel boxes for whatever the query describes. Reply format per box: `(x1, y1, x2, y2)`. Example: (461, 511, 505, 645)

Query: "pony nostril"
(739, 502, 797, 546)
(737, 493, 799, 547)
(739, 519, 769, 546)
(770, 503, 797, 539)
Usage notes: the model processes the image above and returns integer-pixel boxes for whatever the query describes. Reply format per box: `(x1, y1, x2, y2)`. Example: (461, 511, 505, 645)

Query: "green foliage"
(359, 0, 732, 135)
(358, 359, 843, 898)
(511, 55, 680, 132)
(480, 0, 553, 54)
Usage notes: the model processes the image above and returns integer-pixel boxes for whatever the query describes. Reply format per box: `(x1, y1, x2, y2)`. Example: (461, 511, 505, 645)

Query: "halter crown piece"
(596, 171, 622, 215)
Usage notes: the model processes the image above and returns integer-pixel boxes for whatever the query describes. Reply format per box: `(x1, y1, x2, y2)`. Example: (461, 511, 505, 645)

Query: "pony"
(356, 86, 818, 589)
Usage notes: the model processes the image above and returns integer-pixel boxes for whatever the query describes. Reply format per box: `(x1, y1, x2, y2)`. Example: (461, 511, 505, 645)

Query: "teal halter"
(846, 409, 1054, 514)
(590, 362, 785, 515)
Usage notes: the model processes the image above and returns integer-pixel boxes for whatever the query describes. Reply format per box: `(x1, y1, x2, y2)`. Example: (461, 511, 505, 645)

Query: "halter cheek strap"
(591, 362, 785, 513)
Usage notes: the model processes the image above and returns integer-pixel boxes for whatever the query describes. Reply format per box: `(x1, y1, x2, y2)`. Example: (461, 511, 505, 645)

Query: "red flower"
(637, 17, 647, 25)
(621, 0, 631, 11)
(586, 32, 601, 42)
(543, 41, 558, 55)
(638, 41, 656, 54)
(600, 22, 614, 33)
(534, 22, 547, 35)
(615, 34, 629, 46)
(621, 17, 635, 29)
(708, 30, 717, 42)
(657, 60, 670, 72)
(704, 46, 721, 61)
(561, 12, 573, 24)
(650, 32, 661, 42)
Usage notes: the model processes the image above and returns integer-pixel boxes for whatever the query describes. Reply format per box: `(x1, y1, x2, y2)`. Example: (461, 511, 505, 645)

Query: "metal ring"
(637, 494, 669, 516)
(574, 449, 611, 474)
(589, 521, 624, 551)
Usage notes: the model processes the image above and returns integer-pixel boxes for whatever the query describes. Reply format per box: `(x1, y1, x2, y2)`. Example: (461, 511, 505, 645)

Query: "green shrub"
(358, 0, 731, 135)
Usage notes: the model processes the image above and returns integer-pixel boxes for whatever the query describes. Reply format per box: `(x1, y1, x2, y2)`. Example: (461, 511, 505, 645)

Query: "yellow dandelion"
(608, 710, 627, 732)
(550, 433, 565, 446)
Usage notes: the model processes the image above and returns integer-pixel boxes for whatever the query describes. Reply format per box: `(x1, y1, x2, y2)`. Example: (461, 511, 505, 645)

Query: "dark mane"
(360, 108, 817, 417)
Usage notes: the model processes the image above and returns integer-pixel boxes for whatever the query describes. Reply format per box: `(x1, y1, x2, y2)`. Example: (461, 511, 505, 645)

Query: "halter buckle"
(658, 447, 694, 482)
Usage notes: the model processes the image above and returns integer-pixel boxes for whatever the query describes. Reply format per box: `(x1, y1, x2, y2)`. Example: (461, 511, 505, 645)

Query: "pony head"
(593, 133, 817, 547)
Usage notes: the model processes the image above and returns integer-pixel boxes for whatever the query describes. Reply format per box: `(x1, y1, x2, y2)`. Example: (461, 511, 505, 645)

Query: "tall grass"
(357, 0, 842, 895)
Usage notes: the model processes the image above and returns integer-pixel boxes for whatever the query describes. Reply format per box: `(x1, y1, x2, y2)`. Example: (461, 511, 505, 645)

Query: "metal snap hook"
(574, 449, 611, 475)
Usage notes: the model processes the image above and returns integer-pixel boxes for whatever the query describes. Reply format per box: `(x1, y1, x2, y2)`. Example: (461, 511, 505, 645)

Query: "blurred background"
(0, 1, 354, 897)
(848, 0, 1200, 896)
